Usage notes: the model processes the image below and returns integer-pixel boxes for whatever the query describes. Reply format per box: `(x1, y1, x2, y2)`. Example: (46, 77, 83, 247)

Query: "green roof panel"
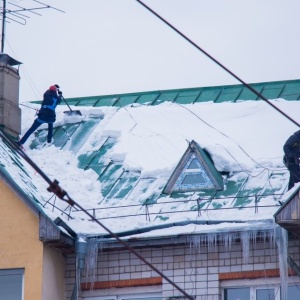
(279, 83, 300, 100)
(62, 116, 102, 152)
(74, 96, 101, 106)
(135, 93, 160, 105)
(214, 87, 243, 103)
(77, 137, 116, 174)
(95, 96, 118, 107)
(105, 171, 140, 200)
(196, 88, 222, 102)
(99, 163, 124, 197)
(52, 123, 81, 148)
(237, 86, 262, 100)
(155, 91, 179, 103)
(115, 95, 139, 107)
(232, 170, 271, 207)
(259, 84, 285, 100)
(257, 171, 287, 202)
(174, 90, 201, 104)
(215, 173, 248, 198)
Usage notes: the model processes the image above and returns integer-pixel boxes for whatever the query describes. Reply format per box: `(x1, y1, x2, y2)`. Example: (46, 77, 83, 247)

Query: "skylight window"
(174, 155, 215, 190)
(164, 140, 224, 194)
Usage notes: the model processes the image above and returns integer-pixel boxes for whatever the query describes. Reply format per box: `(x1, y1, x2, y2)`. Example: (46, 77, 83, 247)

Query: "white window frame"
(221, 277, 300, 300)
(223, 285, 280, 300)
(84, 297, 117, 300)
(84, 291, 162, 300)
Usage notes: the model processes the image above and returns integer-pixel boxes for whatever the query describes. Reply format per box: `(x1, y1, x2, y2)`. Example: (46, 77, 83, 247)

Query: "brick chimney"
(0, 54, 22, 138)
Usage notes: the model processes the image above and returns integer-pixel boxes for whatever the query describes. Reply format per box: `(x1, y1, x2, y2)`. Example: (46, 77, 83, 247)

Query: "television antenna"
(0, 0, 65, 52)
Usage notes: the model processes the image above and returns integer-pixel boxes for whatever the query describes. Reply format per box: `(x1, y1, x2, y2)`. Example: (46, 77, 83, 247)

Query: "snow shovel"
(61, 95, 82, 116)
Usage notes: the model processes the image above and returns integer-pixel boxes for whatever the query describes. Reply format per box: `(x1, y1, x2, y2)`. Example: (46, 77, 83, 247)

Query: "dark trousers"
(288, 162, 300, 190)
(19, 119, 53, 145)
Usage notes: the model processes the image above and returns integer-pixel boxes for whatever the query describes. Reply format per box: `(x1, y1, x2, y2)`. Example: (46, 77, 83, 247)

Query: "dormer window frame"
(163, 140, 224, 194)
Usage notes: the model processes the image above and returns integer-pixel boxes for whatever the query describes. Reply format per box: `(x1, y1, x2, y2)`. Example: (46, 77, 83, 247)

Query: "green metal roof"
(33, 79, 300, 108)
(3, 79, 295, 237)
(27, 80, 294, 225)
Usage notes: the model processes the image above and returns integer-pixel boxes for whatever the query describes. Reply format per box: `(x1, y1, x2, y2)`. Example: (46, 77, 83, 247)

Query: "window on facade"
(224, 287, 250, 300)
(224, 285, 300, 300)
(0, 268, 24, 300)
(288, 285, 300, 297)
(121, 297, 161, 300)
(256, 288, 275, 299)
(84, 293, 162, 300)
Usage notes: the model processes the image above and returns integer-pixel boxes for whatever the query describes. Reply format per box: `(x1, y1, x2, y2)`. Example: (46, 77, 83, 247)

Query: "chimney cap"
(0, 53, 22, 66)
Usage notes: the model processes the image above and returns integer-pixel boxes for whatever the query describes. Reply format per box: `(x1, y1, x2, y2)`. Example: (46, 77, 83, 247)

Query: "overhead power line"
(136, 0, 300, 128)
(0, 128, 194, 300)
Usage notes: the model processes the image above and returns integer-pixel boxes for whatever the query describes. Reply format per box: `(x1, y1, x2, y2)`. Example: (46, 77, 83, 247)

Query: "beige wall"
(0, 179, 44, 299)
(42, 245, 66, 300)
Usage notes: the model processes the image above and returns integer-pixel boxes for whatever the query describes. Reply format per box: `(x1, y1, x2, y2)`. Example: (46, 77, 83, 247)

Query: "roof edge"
(29, 78, 300, 104)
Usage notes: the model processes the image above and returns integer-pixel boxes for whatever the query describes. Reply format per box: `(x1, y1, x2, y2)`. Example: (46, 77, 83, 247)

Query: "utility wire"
(5, 39, 42, 100)
(136, 0, 300, 128)
(2, 3, 291, 297)
(0, 128, 194, 300)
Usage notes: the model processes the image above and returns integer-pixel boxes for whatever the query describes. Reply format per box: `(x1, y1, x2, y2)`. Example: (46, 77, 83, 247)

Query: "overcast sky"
(4, 0, 300, 101)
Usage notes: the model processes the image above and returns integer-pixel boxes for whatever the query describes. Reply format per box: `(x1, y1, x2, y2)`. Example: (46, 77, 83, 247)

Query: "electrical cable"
(5, 39, 42, 100)
(5, 3, 291, 295)
(0, 128, 194, 300)
(135, 0, 300, 128)
(136, 0, 292, 192)
(175, 102, 285, 173)
(173, 102, 287, 195)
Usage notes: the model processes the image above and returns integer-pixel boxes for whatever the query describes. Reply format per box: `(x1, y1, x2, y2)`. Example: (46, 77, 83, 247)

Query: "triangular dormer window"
(164, 140, 224, 193)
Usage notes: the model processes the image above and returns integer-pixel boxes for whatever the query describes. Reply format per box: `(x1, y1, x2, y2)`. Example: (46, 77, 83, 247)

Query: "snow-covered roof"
(2, 79, 300, 240)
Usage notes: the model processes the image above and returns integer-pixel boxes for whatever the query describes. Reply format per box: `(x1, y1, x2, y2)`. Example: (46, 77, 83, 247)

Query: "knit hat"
(49, 85, 57, 91)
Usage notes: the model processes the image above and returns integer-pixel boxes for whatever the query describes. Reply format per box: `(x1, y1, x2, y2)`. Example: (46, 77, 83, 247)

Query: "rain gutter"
(85, 219, 258, 239)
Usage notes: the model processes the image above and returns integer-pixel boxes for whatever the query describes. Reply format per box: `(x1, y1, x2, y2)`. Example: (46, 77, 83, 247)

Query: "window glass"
(182, 174, 205, 184)
(224, 288, 250, 300)
(0, 269, 24, 300)
(84, 294, 161, 300)
(84, 298, 115, 300)
(122, 298, 161, 300)
(256, 289, 274, 299)
(288, 285, 300, 299)
(187, 158, 199, 169)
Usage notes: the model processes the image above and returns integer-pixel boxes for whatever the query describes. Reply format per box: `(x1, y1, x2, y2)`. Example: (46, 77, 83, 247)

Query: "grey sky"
(4, 0, 300, 101)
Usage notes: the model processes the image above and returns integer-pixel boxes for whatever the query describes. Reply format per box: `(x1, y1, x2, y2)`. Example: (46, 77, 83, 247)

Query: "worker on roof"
(283, 130, 300, 190)
(18, 84, 62, 146)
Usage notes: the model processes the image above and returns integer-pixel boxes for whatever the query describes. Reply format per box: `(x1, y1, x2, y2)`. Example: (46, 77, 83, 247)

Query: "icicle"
(270, 222, 277, 258)
(241, 231, 250, 264)
(84, 239, 101, 289)
(187, 228, 277, 270)
(222, 231, 241, 253)
(207, 233, 218, 252)
(275, 226, 288, 300)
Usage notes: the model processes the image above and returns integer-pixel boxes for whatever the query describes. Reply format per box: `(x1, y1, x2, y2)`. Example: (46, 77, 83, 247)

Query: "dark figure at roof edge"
(283, 130, 300, 190)
(18, 85, 63, 146)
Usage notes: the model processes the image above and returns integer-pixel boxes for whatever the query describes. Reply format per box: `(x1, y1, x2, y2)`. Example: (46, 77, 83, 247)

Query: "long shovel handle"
(61, 95, 73, 112)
